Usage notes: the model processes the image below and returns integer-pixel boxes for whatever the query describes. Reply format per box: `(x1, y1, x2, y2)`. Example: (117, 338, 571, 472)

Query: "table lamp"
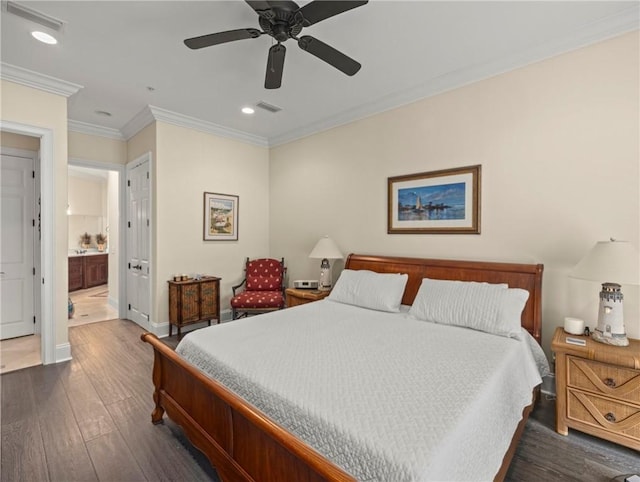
(570, 239, 640, 346)
(309, 235, 343, 291)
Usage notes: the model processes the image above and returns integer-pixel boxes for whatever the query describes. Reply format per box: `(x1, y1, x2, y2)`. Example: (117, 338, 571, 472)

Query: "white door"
(126, 157, 150, 328)
(1, 153, 35, 339)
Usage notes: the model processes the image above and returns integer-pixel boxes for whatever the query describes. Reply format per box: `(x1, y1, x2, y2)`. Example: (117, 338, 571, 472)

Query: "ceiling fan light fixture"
(31, 31, 57, 44)
(241, 107, 255, 115)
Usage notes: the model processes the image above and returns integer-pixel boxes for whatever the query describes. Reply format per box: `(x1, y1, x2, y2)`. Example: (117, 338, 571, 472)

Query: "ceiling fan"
(184, 0, 368, 89)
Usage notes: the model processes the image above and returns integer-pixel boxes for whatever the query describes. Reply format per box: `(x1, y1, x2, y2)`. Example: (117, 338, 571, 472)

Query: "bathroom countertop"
(68, 250, 109, 257)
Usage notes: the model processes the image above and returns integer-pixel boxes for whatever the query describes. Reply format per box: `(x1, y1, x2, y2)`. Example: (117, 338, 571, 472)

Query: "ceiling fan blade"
(297, 1, 368, 27)
(265, 43, 286, 89)
(298, 35, 361, 76)
(184, 28, 262, 49)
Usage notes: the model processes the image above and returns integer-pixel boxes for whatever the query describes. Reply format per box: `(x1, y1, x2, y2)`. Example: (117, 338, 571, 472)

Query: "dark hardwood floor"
(1, 319, 219, 482)
(1, 319, 638, 482)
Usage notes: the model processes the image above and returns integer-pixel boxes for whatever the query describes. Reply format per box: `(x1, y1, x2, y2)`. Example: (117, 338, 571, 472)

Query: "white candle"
(564, 317, 585, 335)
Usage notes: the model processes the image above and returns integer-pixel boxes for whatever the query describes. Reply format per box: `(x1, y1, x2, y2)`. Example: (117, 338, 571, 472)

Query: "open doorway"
(67, 162, 120, 326)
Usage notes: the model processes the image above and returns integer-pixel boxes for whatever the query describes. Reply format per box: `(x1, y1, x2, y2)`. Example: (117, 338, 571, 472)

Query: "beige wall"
(68, 131, 126, 164)
(127, 122, 156, 163)
(68, 175, 108, 249)
(1, 79, 70, 351)
(269, 32, 640, 355)
(0, 131, 40, 151)
(154, 121, 270, 322)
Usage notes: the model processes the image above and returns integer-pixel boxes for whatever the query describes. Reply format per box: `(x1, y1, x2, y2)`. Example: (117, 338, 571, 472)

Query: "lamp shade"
(570, 240, 640, 285)
(309, 235, 343, 260)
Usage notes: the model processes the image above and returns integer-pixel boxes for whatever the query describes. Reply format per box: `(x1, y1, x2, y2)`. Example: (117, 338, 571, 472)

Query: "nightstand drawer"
(568, 389, 640, 442)
(568, 356, 640, 404)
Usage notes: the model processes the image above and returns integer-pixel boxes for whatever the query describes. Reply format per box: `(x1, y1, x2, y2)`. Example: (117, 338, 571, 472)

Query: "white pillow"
(328, 269, 408, 312)
(408, 278, 529, 339)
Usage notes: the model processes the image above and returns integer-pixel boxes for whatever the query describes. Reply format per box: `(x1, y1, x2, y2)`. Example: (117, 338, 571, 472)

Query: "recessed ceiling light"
(95, 110, 112, 117)
(241, 107, 255, 115)
(31, 31, 57, 44)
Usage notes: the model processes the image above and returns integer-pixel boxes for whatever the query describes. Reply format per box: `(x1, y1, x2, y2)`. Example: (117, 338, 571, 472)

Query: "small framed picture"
(388, 165, 481, 234)
(203, 192, 239, 241)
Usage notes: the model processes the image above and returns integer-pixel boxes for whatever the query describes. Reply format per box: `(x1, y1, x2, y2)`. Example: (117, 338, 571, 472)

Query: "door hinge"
(128, 303, 131, 310)
(32, 171, 35, 178)
(42, 278, 45, 284)
(33, 267, 36, 275)
(147, 172, 149, 179)
(33, 316, 36, 324)
(32, 219, 35, 226)
(128, 262, 131, 269)
(147, 219, 149, 227)
(128, 221, 131, 228)
(127, 180, 131, 187)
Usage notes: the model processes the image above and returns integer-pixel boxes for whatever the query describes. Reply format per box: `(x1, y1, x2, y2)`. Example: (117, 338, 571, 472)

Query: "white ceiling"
(1, 1, 638, 146)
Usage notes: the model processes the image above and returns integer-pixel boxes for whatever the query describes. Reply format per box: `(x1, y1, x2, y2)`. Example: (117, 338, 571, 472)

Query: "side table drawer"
(568, 388, 640, 442)
(568, 356, 640, 404)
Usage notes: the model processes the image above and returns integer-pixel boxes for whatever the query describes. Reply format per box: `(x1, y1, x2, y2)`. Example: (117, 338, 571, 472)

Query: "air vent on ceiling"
(6, 1, 64, 32)
(255, 101, 282, 114)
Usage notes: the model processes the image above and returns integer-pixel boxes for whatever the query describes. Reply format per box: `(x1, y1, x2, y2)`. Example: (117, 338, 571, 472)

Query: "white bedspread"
(176, 300, 546, 482)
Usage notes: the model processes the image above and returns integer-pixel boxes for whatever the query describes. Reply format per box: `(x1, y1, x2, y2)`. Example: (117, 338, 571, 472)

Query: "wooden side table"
(285, 288, 330, 308)
(551, 326, 640, 450)
(168, 276, 220, 339)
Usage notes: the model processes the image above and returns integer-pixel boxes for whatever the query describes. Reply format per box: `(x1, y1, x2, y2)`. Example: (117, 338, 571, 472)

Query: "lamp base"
(592, 329, 629, 346)
(592, 283, 628, 346)
(318, 259, 332, 291)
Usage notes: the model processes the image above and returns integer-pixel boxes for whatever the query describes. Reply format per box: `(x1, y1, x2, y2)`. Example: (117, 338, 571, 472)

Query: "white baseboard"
(149, 320, 170, 338)
(55, 342, 72, 363)
(108, 297, 118, 311)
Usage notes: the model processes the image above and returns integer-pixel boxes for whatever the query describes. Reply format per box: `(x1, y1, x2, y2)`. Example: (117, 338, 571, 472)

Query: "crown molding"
(0, 62, 82, 97)
(120, 106, 155, 140)
(121, 105, 268, 147)
(148, 106, 269, 147)
(68, 119, 125, 140)
(269, 7, 640, 147)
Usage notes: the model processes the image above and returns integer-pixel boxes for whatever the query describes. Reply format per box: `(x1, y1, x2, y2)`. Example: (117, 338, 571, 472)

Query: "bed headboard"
(344, 254, 544, 344)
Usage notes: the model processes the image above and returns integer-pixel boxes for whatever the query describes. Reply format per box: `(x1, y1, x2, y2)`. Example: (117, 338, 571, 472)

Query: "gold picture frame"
(388, 165, 481, 234)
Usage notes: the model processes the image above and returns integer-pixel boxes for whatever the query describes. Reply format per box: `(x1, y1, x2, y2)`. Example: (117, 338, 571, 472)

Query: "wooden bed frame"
(141, 254, 544, 482)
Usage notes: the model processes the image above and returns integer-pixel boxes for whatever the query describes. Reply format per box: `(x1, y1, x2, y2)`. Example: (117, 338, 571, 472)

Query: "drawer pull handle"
(605, 412, 616, 423)
(604, 378, 616, 387)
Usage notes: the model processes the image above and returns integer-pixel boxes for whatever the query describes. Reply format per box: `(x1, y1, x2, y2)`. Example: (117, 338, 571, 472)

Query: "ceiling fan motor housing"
(258, 10, 303, 42)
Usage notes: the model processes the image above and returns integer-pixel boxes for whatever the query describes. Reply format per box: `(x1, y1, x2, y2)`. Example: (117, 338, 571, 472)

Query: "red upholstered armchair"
(230, 258, 286, 320)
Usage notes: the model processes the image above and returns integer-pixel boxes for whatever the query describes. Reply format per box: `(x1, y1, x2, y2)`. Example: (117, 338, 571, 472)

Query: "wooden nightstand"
(285, 288, 330, 308)
(551, 326, 640, 450)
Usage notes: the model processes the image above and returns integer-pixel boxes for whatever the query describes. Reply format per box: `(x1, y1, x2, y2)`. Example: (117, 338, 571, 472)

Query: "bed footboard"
(141, 333, 355, 482)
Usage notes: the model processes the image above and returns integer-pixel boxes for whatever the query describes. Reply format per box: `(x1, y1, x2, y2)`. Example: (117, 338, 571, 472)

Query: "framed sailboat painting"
(387, 165, 481, 234)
